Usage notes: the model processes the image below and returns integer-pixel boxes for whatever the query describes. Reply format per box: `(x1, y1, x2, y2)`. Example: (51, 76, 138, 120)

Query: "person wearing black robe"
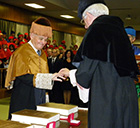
(59, 0, 139, 128)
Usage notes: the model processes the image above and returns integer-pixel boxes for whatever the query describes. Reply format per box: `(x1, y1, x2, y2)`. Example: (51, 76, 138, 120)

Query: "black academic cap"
(78, 0, 106, 19)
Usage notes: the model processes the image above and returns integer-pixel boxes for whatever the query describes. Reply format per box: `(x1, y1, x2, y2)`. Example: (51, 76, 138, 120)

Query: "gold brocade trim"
(39, 56, 41, 73)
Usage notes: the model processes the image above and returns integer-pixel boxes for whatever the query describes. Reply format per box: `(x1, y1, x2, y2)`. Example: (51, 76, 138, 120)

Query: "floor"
(0, 97, 10, 120)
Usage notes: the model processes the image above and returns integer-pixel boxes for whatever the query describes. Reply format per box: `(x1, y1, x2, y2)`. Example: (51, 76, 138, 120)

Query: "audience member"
(58, 46, 65, 60)
(2, 31, 9, 42)
(62, 50, 76, 104)
(60, 40, 66, 49)
(46, 39, 51, 48)
(10, 30, 16, 40)
(0, 41, 6, 68)
(9, 44, 16, 53)
(24, 33, 30, 43)
(52, 39, 58, 48)
(47, 48, 52, 59)
(73, 44, 78, 55)
(18, 34, 25, 47)
(47, 48, 64, 103)
(2, 40, 12, 61)
(8, 36, 14, 44)
(125, 26, 140, 55)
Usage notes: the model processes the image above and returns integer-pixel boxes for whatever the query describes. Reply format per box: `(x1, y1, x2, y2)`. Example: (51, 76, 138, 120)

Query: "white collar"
(52, 57, 57, 60)
(28, 40, 38, 54)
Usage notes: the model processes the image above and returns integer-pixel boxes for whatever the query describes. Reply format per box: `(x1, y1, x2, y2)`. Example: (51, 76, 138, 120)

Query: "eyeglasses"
(80, 15, 87, 25)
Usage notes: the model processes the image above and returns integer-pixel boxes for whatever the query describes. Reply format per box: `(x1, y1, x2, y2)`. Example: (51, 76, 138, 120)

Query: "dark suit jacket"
(48, 57, 63, 73)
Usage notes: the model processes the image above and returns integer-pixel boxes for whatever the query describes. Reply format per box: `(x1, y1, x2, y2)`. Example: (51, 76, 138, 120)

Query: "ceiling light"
(25, 3, 45, 9)
(125, 15, 131, 20)
(60, 15, 74, 19)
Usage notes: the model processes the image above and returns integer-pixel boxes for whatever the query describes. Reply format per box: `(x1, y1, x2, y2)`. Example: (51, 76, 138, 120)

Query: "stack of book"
(0, 120, 33, 128)
(11, 109, 60, 128)
(37, 103, 81, 126)
(37, 103, 78, 118)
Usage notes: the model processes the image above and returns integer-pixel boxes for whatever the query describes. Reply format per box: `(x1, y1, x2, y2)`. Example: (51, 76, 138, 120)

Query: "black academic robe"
(76, 56, 139, 128)
(9, 74, 46, 119)
(73, 15, 139, 128)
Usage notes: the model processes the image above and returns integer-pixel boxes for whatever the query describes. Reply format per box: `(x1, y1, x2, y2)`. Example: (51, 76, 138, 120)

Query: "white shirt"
(28, 40, 41, 55)
(69, 69, 89, 103)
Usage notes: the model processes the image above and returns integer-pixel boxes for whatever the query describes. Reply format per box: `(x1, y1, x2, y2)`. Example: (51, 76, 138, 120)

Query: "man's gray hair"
(82, 3, 109, 18)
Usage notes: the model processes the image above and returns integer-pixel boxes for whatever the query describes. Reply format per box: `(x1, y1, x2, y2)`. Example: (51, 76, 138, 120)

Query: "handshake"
(52, 68, 70, 82)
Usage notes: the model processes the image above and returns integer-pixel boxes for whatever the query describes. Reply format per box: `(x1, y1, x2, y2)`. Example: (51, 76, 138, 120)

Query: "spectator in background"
(24, 33, 30, 43)
(55, 47, 60, 58)
(2, 40, 12, 61)
(47, 48, 52, 59)
(58, 46, 65, 60)
(13, 38, 19, 48)
(43, 44, 48, 56)
(125, 26, 140, 55)
(18, 34, 25, 47)
(60, 40, 66, 49)
(0, 40, 7, 88)
(0, 41, 6, 68)
(9, 44, 16, 54)
(8, 36, 14, 44)
(52, 39, 58, 48)
(1, 41, 11, 69)
(47, 48, 64, 103)
(62, 50, 76, 104)
(10, 30, 16, 40)
(2, 31, 9, 42)
(46, 39, 51, 48)
(73, 44, 78, 55)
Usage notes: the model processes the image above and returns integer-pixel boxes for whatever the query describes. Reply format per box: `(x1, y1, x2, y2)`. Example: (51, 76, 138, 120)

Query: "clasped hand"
(52, 68, 70, 82)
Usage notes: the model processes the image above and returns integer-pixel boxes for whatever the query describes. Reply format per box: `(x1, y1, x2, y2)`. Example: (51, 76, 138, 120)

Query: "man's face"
(52, 49, 57, 57)
(30, 33, 48, 50)
(127, 34, 136, 44)
(47, 49, 52, 57)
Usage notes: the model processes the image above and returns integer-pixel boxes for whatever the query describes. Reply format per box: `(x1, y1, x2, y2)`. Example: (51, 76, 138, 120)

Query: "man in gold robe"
(5, 17, 64, 119)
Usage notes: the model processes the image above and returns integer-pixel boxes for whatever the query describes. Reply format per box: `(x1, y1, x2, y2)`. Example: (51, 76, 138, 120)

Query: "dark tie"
(37, 50, 41, 56)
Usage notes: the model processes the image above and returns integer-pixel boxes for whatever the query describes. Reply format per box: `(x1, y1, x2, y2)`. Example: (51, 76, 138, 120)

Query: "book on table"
(11, 109, 60, 127)
(0, 119, 33, 128)
(37, 102, 78, 118)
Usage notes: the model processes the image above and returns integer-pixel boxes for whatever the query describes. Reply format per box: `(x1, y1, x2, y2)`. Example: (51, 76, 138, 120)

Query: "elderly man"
(5, 17, 64, 119)
(59, 0, 139, 128)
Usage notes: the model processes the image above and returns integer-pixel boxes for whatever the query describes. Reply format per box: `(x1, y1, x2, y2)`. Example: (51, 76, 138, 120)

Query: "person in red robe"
(18, 34, 25, 47)
(2, 40, 12, 60)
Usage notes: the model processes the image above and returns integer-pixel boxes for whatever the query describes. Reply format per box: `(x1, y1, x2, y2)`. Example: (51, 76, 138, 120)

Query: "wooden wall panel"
(0, 2, 85, 36)
(136, 32, 140, 40)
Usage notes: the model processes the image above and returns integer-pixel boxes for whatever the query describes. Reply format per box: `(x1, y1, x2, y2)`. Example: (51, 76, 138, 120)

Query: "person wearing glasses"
(59, 0, 139, 127)
(5, 17, 64, 119)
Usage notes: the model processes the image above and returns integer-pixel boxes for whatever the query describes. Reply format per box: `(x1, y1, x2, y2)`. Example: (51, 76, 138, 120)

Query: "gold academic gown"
(5, 43, 49, 88)
(5, 43, 49, 119)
